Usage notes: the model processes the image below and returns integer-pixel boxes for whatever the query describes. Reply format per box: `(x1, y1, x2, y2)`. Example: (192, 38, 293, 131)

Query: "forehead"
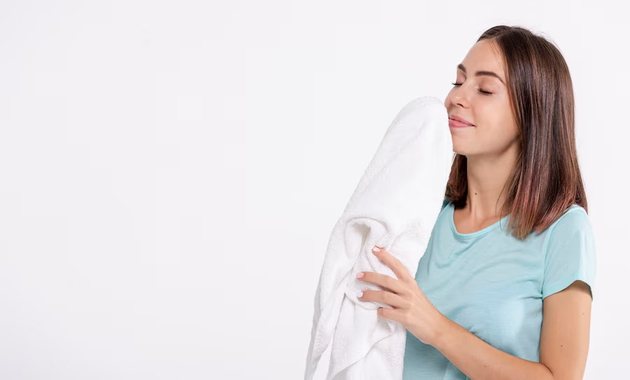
(459, 40, 506, 82)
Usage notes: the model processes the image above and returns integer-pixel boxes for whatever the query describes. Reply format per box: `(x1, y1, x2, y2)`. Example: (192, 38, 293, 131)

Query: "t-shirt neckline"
(448, 202, 510, 240)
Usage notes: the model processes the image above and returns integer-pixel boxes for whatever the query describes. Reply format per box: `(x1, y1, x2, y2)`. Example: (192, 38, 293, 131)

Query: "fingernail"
(372, 246, 380, 253)
(357, 272, 364, 278)
(358, 291, 363, 298)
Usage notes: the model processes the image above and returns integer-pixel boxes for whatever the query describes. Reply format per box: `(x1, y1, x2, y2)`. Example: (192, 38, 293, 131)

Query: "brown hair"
(444, 25, 588, 240)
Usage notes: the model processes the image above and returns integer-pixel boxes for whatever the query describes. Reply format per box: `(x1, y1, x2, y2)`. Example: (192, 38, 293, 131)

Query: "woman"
(357, 25, 596, 379)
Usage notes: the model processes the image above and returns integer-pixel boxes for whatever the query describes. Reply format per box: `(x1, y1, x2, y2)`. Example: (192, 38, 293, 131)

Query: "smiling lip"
(449, 118, 474, 128)
(449, 114, 474, 126)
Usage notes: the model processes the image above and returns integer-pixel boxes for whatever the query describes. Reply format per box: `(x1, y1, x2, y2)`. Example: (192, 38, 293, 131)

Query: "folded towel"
(304, 96, 454, 380)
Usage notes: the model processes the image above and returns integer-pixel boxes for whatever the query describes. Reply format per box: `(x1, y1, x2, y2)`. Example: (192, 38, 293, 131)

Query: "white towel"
(304, 96, 454, 380)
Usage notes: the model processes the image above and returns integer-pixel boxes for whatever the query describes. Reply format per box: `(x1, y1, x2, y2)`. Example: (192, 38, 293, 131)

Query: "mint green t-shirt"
(402, 199, 597, 379)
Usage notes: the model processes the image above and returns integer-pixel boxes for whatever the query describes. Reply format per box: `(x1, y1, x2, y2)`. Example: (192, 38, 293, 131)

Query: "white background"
(0, 1, 627, 379)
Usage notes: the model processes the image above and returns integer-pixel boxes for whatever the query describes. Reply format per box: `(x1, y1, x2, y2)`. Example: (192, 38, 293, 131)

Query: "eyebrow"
(458, 63, 505, 85)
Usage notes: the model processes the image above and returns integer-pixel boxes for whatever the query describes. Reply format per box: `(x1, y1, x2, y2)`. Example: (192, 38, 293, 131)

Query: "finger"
(378, 306, 405, 323)
(372, 246, 414, 283)
(359, 290, 406, 309)
(359, 271, 406, 294)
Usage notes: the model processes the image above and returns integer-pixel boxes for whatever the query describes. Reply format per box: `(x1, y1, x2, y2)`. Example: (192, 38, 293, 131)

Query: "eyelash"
(451, 82, 493, 95)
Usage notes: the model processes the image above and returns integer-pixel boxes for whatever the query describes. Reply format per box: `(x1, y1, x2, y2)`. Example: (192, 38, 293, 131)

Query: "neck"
(463, 143, 518, 222)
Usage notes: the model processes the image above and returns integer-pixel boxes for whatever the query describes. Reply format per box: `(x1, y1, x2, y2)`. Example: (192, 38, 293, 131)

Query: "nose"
(450, 90, 468, 109)
(448, 84, 470, 110)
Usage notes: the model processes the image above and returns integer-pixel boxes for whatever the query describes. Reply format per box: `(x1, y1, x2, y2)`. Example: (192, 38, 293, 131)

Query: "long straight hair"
(444, 25, 588, 240)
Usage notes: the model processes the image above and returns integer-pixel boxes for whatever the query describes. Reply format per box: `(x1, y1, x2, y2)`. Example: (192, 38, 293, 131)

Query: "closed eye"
(451, 82, 492, 95)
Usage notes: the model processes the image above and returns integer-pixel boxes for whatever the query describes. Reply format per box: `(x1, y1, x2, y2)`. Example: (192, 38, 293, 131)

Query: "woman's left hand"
(357, 245, 447, 347)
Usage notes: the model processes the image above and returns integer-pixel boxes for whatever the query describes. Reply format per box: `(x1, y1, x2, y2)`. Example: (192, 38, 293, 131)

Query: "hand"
(356, 245, 447, 347)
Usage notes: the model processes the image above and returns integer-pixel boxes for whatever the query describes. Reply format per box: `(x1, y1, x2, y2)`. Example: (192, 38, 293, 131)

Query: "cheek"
(482, 120, 519, 150)
(497, 112, 519, 138)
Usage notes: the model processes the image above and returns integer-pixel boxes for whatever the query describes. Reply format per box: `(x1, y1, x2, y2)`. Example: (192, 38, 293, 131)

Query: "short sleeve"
(542, 207, 597, 301)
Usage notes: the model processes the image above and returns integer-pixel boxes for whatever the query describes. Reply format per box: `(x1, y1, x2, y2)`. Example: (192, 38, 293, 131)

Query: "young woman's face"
(444, 39, 520, 158)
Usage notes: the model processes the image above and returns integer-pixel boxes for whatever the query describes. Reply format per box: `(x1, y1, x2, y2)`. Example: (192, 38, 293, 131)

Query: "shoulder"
(541, 204, 594, 258)
(441, 198, 451, 211)
(543, 204, 595, 261)
(547, 205, 592, 237)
